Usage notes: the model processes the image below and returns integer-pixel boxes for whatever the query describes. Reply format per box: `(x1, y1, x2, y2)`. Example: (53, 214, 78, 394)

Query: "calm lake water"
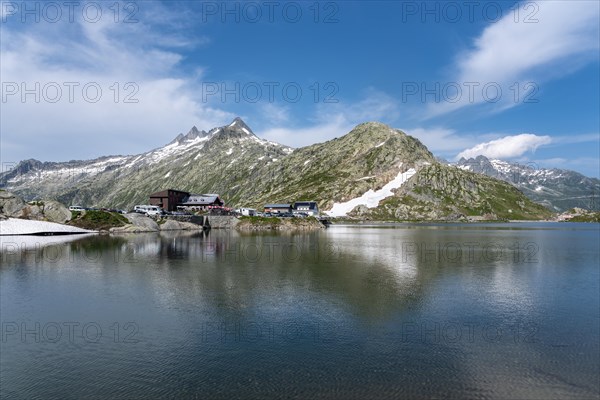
(1, 223, 599, 399)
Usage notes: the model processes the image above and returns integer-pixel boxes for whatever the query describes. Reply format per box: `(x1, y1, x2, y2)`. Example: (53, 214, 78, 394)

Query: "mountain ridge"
(456, 155, 599, 212)
(0, 119, 557, 220)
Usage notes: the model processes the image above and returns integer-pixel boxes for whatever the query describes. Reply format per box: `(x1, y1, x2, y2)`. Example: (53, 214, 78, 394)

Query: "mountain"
(1, 119, 552, 221)
(1, 117, 292, 207)
(363, 163, 551, 221)
(457, 155, 600, 212)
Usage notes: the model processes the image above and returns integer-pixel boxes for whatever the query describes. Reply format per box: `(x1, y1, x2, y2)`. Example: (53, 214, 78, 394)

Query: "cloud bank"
(427, 1, 600, 117)
(457, 134, 552, 160)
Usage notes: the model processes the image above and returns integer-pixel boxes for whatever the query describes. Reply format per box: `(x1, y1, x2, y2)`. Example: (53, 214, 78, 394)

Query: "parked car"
(134, 205, 165, 217)
(149, 208, 166, 217)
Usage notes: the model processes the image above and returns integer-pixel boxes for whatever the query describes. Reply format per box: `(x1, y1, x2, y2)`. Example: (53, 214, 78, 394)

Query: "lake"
(1, 223, 599, 399)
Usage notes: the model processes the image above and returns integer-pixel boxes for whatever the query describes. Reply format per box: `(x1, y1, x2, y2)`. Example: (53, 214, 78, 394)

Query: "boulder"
(159, 219, 203, 231)
(12, 200, 71, 223)
(18, 204, 44, 220)
(109, 225, 143, 233)
(43, 200, 72, 223)
(0, 191, 25, 217)
(123, 213, 159, 231)
(159, 220, 181, 231)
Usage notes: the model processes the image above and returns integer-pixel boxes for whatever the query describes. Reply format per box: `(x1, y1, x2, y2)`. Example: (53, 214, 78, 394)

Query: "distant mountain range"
(0, 118, 566, 220)
(456, 155, 599, 212)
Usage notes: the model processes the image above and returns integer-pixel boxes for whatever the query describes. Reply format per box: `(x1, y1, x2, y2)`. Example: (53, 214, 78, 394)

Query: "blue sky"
(1, 0, 599, 177)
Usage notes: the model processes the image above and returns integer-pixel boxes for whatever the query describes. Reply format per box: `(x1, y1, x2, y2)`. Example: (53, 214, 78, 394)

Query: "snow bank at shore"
(1, 233, 97, 251)
(0, 218, 96, 235)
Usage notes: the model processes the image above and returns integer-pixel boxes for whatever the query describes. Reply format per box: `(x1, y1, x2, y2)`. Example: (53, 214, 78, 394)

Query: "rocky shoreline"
(1, 190, 597, 237)
(0, 190, 211, 235)
(0, 190, 324, 235)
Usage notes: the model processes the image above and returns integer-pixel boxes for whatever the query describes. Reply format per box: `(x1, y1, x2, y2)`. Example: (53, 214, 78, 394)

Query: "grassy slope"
(362, 164, 552, 221)
(68, 210, 129, 230)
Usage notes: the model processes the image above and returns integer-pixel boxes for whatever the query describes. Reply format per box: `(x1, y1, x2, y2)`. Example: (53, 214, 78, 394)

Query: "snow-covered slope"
(326, 168, 416, 216)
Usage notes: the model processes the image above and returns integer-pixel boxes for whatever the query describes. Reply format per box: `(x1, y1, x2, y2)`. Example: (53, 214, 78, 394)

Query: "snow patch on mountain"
(149, 136, 210, 164)
(325, 168, 416, 217)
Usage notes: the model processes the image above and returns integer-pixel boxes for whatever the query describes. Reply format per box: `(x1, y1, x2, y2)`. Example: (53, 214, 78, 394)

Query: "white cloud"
(427, 1, 600, 117)
(0, 3, 230, 163)
(457, 134, 552, 160)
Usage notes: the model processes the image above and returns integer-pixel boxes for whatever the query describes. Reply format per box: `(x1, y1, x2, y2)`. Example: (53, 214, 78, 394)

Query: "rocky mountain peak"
(226, 117, 254, 134)
(458, 155, 494, 170)
(0, 159, 43, 187)
(206, 117, 259, 142)
(169, 125, 209, 145)
(184, 125, 208, 140)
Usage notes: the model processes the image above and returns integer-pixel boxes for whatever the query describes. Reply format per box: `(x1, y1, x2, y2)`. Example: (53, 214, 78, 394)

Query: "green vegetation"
(563, 209, 600, 222)
(68, 210, 129, 230)
(567, 214, 600, 222)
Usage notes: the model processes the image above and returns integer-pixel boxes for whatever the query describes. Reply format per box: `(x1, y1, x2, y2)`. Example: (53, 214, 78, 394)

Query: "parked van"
(239, 208, 257, 217)
(134, 205, 164, 216)
(69, 206, 86, 212)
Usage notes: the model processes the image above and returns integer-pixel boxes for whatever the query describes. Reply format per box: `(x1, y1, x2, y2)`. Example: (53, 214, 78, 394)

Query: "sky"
(1, 0, 599, 177)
